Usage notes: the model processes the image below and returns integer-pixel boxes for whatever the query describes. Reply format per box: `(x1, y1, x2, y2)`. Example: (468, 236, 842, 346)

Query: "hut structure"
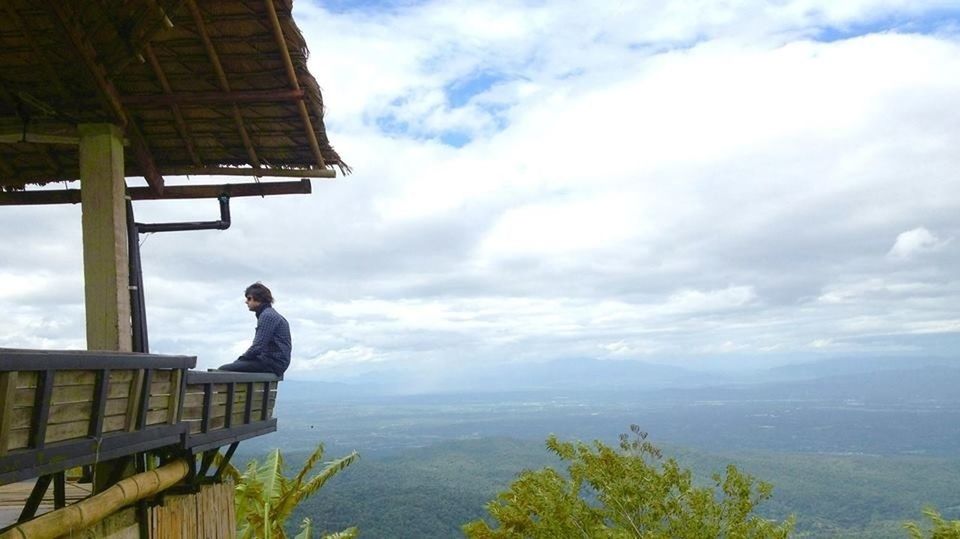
(0, 0, 345, 536)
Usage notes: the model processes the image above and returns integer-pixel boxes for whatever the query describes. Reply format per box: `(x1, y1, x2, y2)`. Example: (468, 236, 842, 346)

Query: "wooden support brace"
(18, 475, 53, 523)
(214, 442, 239, 481)
(53, 472, 66, 509)
(196, 449, 218, 480)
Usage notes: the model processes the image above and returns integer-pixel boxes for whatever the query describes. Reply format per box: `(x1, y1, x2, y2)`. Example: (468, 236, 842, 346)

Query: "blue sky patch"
(317, 0, 427, 15)
(446, 71, 508, 108)
(374, 113, 411, 136)
(440, 132, 472, 148)
(816, 9, 960, 42)
(374, 112, 474, 147)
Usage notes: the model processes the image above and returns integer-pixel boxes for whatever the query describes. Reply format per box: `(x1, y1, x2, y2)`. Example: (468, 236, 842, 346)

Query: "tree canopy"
(463, 425, 794, 538)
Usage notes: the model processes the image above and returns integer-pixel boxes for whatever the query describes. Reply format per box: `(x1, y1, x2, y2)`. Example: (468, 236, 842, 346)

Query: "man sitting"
(218, 282, 291, 377)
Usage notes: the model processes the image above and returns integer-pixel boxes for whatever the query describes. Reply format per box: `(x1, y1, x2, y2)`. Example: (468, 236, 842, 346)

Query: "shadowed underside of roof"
(0, 0, 347, 193)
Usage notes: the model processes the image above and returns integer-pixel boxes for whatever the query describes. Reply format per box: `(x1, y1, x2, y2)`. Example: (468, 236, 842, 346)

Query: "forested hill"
(286, 437, 960, 538)
(232, 358, 960, 537)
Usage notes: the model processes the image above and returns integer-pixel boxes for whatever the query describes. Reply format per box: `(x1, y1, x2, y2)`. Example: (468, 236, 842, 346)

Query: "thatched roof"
(0, 0, 347, 194)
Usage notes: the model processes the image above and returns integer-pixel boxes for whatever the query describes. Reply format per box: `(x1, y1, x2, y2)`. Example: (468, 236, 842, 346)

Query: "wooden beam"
(264, 0, 327, 169)
(185, 0, 261, 168)
(0, 179, 313, 205)
(130, 178, 314, 199)
(162, 166, 335, 178)
(47, 2, 165, 195)
(121, 88, 305, 107)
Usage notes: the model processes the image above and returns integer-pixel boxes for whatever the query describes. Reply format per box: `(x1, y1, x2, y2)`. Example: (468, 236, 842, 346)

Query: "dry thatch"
(0, 0, 347, 194)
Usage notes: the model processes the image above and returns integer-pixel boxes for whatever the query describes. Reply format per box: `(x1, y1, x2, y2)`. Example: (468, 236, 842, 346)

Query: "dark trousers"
(217, 358, 275, 374)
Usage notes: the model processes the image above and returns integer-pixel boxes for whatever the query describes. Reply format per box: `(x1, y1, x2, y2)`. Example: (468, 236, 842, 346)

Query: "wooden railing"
(0, 348, 279, 487)
(181, 371, 278, 453)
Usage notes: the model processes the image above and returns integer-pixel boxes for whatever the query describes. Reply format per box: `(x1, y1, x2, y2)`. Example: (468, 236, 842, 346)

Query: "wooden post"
(79, 123, 135, 494)
(79, 123, 132, 352)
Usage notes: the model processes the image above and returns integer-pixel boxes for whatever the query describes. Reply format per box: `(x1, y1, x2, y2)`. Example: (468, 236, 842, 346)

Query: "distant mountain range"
(287, 355, 959, 399)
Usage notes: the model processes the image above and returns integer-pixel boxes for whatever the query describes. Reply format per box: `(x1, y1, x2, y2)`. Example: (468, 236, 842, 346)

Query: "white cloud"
(3, 1, 960, 378)
(298, 345, 381, 370)
(809, 338, 834, 348)
(887, 227, 950, 260)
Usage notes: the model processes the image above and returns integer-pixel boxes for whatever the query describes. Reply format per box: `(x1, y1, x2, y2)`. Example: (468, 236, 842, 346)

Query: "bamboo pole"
(143, 43, 202, 167)
(263, 0, 327, 169)
(0, 459, 189, 539)
(184, 0, 261, 169)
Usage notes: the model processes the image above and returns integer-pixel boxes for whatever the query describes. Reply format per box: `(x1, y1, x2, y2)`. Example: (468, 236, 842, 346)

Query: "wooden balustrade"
(0, 349, 280, 487)
(181, 371, 279, 453)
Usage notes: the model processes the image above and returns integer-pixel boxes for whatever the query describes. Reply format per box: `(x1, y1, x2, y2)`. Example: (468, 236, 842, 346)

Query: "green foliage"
(905, 508, 960, 539)
(463, 426, 794, 538)
(276, 436, 960, 538)
(228, 442, 359, 539)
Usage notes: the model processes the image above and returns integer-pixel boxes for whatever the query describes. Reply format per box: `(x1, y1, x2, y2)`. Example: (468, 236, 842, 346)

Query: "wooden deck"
(0, 348, 279, 486)
(0, 479, 90, 528)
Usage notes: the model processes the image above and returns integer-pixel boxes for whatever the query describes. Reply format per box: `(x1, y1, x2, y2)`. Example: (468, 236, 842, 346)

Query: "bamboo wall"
(148, 482, 236, 539)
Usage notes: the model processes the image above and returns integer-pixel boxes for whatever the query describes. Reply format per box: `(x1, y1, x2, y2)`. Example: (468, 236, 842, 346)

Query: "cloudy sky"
(2, 0, 959, 383)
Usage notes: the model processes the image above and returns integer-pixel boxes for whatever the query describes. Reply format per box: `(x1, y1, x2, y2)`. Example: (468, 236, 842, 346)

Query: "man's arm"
(238, 309, 282, 361)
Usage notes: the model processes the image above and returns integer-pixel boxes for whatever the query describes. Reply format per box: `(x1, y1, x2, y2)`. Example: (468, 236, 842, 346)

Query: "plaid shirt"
(239, 304, 292, 375)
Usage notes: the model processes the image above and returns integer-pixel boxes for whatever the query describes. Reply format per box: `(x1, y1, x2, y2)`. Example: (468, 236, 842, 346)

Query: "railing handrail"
(0, 348, 196, 370)
(186, 370, 280, 384)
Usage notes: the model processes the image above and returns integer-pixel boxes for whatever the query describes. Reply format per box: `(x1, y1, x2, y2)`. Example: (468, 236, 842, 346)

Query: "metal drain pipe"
(136, 194, 231, 233)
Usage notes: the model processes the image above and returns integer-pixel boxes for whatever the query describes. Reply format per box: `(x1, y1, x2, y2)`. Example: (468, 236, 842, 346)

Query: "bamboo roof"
(0, 0, 347, 195)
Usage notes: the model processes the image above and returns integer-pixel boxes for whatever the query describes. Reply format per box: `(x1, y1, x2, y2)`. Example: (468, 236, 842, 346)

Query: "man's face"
(245, 295, 262, 311)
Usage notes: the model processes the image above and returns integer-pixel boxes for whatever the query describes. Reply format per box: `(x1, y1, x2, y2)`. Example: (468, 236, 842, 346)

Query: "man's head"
(244, 282, 274, 311)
